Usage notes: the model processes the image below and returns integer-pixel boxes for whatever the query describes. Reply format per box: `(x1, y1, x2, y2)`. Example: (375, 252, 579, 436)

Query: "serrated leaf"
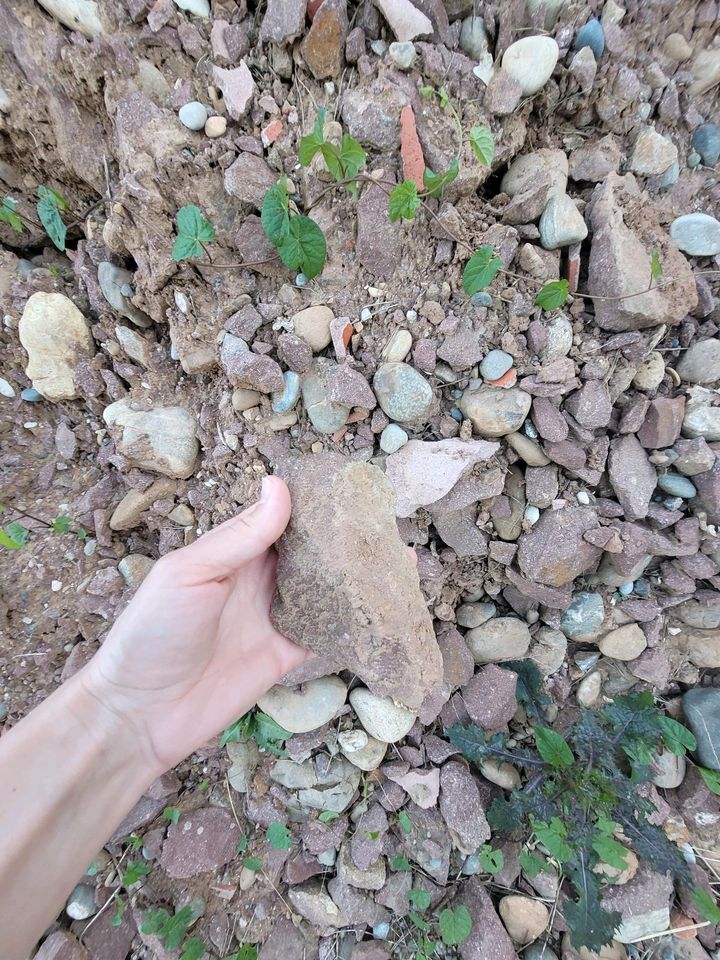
(699, 766, 720, 795)
(37, 187, 66, 251)
(243, 856, 262, 871)
(469, 126, 495, 166)
(535, 279, 569, 311)
(694, 889, 720, 924)
(423, 158, 459, 199)
(6, 522, 29, 546)
(463, 245, 503, 295)
(318, 810, 340, 822)
(530, 817, 573, 863)
(172, 234, 202, 262)
(299, 108, 326, 166)
(501, 660, 551, 721)
(266, 822, 293, 850)
(519, 849, 546, 878)
(535, 726, 574, 768)
(659, 716, 696, 756)
(564, 895, 621, 953)
(613, 809, 690, 884)
(122, 859, 152, 886)
(389, 180, 421, 222)
(52, 515, 72, 533)
(261, 180, 290, 246)
(477, 844, 504, 874)
(391, 855, 412, 871)
(398, 810, 412, 834)
(277, 215, 326, 279)
(592, 834, 629, 872)
(181, 938, 206, 960)
(650, 250, 663, 281)
(438, 906, 472, 946)
(408, 888, 431, 911)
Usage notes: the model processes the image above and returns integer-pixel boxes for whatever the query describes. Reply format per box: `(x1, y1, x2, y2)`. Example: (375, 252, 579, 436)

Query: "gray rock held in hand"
(271, 454, 443, 709)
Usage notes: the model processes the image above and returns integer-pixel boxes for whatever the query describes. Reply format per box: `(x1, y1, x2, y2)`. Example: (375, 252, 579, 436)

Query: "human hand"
(80, 476, 311, 774)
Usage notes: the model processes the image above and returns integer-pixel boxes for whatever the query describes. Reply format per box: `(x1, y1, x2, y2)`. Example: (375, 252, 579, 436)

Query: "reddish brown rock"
(34, 933, 89, 960)
(461, 665, 517, 732)
(517, 506, 603, 587)
(160, 807, 241, 878)
(608, 434, 657, 520)
(532, 397, 568, 441)
(564, 379, 613, 428)
(638, 397, 686, 448)
(271, 454, 442, 709)
(302, 0, 348, 78)
(459, 877, 519, 960)
(440, 760, 491, 855)
(400, 104, 425, 188)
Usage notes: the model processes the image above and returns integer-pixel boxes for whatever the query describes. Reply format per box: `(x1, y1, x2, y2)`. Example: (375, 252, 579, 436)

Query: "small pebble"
(480, 349, 514, 381)
(295, 273, 308, 287)
(657, 473, 697, 499)
(0, 377, 16, 398)
(524, 420, 538, 439)
(575, 17, 605, 59)
(670, 213, 720, 257)
(576, 490, 590, 505)
(687, 151, 702, 169)
(618, 582, 634, 597)
(21, 388, 42, 402)
(178, 101, 208, 131)
(205, 115, 227, 138)
(380, 423, 409, 454)
(272, 371, 301, 414)
(405, 309, 418, 321)
(471, 291, 493, 307)
(634, 578, 651, 598)
(370, 39, 387, 55)
(388, 41, 416, 70)
(524, 505, 540, 525)
(664, 496, 683, 511)
(450, 407, 463, 422)
(373, 922, 391, 939)
(691, 122, 720, 167)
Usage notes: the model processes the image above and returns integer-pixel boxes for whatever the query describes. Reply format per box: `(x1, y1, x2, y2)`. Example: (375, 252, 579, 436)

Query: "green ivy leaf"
(530, 817, 573, 863)
(463, 245, 502, 295)
(37, 186, 67, 251)
(438, 906, 472, 946)
(519, 849, 546, 878)
(318, 810, 340, 822)
(469, 126, 495, 166)
(243, 856, 262, 872)
(423, 158, 459, 199)
(163, 806, 181, 825)
(694, 889, 720, 924)
(277, 215, 326, 279)
(535, 279, 570, 311)
(398, 810, 413, 834)
(172, 234, 202, 262)
(391, 855, 413, 871)
(266, 822, 293, 850)
(389, 180, 421, 222)
(122, 859, 152, 886)
(340, 134, 366, 177)
(299, 108, 326, 166)
(172, 205, 215, 261)
(5, 522, 29, 546)
(0, 197, 23, 232)
(477, 844, 504, 874)
(261, 179, 290, 246)
(0, 527, 25, 550)
(658, 716, 697, 756)
(408, 888, 431, 911)
(698, 767, 720, 796)
(650, 250, 663, 281)
(181, 938, 206, 960)
(226, 947, 258, 960)
(409, 910, 431, 932)
(52, 515, 72, 534)
(535, 726, 574, 768)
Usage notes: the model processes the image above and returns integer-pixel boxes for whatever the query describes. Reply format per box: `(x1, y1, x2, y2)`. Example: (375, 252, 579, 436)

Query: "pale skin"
(0, 476, 312, 960)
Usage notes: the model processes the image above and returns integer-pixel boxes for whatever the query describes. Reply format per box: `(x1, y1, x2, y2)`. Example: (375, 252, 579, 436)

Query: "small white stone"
(524, 505, 540, 525)
(51, 580, 62, 592)
(502, 36, 559, 96)
(0, 377, 16, 398)
(205, 115, 227, 138)
(178, 101, 208, 131)
(172, 0, 210, 16)
(381, 329, 413, 363)
(577, 490, 590, 505)
(349, 687, 416, 743)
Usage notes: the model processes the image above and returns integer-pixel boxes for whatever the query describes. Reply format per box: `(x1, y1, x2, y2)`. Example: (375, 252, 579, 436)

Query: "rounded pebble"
(598, 623, 647, 661)
(373, 362, 433, 424)
(205, 115, 227, 138)
(574, 18, 605, 58)
(178, 101, 208, 131)
(66, 883, 97, 920)
(501, 36, 559, 96)
(670, 213, 720, 257)
(21, 387, 42, 402)
(380, 423, 409, 454)
(618, 582, 634, 597)
(577, 670, 602, 706)
(349, 687, 416, 743)
(456, 601, 496, 629)
(499, 894, 549, 945)
(688, 151, 702, 169)
(258, 676, 348, 733)
(480, 349, 514, 381)
(0, 377, 16, 398)
(470, 291, 493, 307)
(691, 123, 720, 167)
(524, 505, 540, 524)
(657, 472, 697, 499)
(295, 272, 308, 287)
(560, 591, 604, 640)
(387, 41, 416, 70)
(459, 15, 489, 60)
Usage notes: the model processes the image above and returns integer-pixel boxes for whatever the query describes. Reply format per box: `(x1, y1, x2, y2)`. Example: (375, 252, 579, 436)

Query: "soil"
(1, 0, 719, 958)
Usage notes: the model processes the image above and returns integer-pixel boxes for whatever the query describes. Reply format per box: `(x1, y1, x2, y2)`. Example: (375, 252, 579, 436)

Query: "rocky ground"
(1, 0, 720, 957)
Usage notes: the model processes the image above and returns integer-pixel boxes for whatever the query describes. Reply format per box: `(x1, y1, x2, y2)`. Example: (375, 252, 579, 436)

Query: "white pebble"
(0, 377, 16, 398)
(51, 580, 62, 592)
(178, 101, 208, 131)
(524, 505, 540, 525)
(406, 309, 418, 321)
(360, 307, 372, 322)
(576, 490, 590, 504)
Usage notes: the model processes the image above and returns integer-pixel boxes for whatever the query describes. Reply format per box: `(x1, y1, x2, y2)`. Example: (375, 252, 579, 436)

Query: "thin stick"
(624, 919, 712, 943)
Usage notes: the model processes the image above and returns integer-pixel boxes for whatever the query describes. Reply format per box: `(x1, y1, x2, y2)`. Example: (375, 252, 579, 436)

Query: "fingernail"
(260, 476, 273, 502)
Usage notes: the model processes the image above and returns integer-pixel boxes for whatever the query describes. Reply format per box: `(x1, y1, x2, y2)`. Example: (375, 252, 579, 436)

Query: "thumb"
(180, 476, 291, 579)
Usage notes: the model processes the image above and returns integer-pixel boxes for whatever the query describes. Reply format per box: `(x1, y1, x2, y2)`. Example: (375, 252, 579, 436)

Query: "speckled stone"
(373, 362, 433, 423)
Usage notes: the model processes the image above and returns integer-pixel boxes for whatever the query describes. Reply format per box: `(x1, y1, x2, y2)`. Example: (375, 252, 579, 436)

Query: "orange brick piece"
(400, 104, 424, 189)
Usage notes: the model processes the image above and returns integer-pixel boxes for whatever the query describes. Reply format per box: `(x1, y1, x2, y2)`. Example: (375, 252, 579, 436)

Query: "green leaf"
(398, 810, 412, 834)
(266, 822, 293, 850)
(5, 522, 29, 546)
(122, 859, 152, 886)
(500, 660, 551, 721)
(693, 889, 720, 924)
(535, 726, 574, 768)
(163, 806, 181, 824)
(221, 715, 251, 747)
(226, 947, 258, 960)
(389, 180, 421, 222)
(699, 767, 720, 795)
(0, 527, 25, 550)
(650, 250, 663, 281)
(564, 894, 621, 953)
(198, 779, 210, 792)
(181, 938, 206, 960)
(299, 108, 326, 166)
(535, 279, 570, 311)
(37, 186, 67, 251)
(423, 158, 459, 199)
(463, 245, 503, 295)
(172, 234, 203, 262)
(438, 87, 451, 109)
(127, 833, 143, 851)
(592, 834, 629, 872)
(438, 906, 472, 946)
(111, 896, 126, 927)
(52, 515, 72, 534)
(320, 142, 343, 180)
(172, 205, 215, 261)
(368, 830, 379, 840)
(477, 844, 504, 874)
(318, 810, 340, 822)
(519, 849, 546, 878)
(420, 85, 435, 98)
(408, 888, 431, 911)
(469, 126, 495, 166)
(530, 817, 573, 863)
(253, 711, 290, 750)
(261, 180, 290, 246)
(409, 911, 431, 932)
(277, 215, 326, 279)
(243, 856, 262, 872)
(0, 198, 23, 232)
(237, 834, 248, 853)
(391, 855, 412, 871)
(339, 134, 366, 180)
(659, 716, 696, 756)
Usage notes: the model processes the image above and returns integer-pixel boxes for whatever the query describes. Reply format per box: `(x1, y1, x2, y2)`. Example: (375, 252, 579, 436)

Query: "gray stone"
(691, 123, 720, 167)
(480, 350, 514, 381)
(575, 17, 605, 58)
(677, 338, 720, 384)
(672, 437, 716, 476)
(683, 689, 720, 771)
(302, 359, 349, 434)
(602, 868, 673, 943)
(670, 214, 720, 257)
(271, 371, 301, 413)
(465, 617, 531, 663)
(683, 403, 720, 443)
(98, 263, 151, 327)
(560, 591, 604, 640)
(178, 101, 207, 130)
(380, 423, 408, 454)
(539, 194, 588, 250)
(657, 472, 697, 499)
(259, 677, 347, 733)
(103, 401, 199, 479)
(459, 16, 488, 59)
(259, 0, 306, 44)
(349, 687, 416, 742)
(373, 362, 433, 424)
(501, 36, 559, 96)
(387, 41, 416, 69)
(629, 128, 677, 176)
(456, 602, 496, 629)
(65, 883, 97, 920)
(224, 152, 276, 209)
